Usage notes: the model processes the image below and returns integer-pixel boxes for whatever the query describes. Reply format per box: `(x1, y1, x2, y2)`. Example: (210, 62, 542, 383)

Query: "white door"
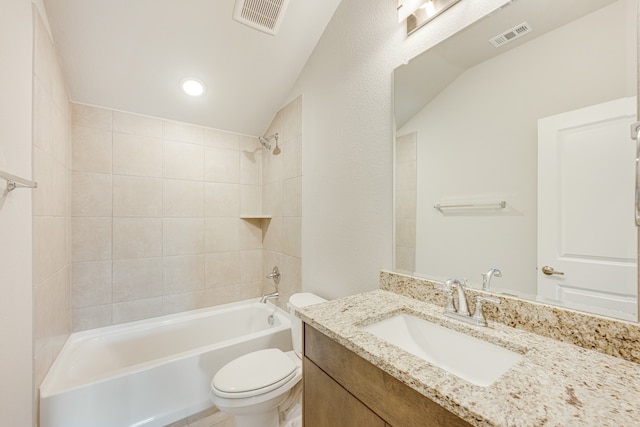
(537, 97, 637, 320)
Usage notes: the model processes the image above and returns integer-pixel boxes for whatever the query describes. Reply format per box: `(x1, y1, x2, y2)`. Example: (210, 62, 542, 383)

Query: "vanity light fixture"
(398, 0, 461, 35)
(181, 78, 206, 97)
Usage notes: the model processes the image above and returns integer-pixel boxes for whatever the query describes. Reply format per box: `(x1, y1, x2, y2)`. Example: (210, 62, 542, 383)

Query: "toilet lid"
(213, 349, 296, 394)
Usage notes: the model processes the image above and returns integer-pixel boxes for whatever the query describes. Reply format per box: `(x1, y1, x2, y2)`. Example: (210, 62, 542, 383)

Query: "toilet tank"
(288, 293, 327, 358)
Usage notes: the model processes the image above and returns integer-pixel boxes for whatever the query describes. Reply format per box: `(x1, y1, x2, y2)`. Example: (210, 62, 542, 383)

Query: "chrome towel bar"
(0, 169, 38, 192)
(434, 201, 506, 211)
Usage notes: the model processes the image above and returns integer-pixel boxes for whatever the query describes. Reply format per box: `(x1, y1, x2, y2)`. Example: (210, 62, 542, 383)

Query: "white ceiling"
(42, 0, 342, 136)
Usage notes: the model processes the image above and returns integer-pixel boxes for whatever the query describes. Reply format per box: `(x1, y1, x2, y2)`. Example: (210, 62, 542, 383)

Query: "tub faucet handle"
(266, 266, 281, 285)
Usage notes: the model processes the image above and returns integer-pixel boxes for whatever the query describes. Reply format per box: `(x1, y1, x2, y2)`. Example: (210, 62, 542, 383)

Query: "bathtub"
(39, 299, 292, 427)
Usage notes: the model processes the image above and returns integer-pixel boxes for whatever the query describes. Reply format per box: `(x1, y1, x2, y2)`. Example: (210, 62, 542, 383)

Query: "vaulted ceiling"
(42, 0, 342, 135)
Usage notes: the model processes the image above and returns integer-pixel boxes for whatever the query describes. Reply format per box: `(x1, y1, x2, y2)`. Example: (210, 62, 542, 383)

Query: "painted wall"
(70, 98, 302, 330)
(399, 0, 635, 294)
(0, 0, 34, 425)
(289, 0, 512, 299)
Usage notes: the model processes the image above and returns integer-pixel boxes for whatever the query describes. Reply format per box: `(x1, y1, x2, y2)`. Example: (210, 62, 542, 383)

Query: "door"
(537, 97, 637, 319)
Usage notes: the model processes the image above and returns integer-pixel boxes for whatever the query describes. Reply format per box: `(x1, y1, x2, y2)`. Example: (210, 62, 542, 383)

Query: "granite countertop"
(297, 289, 640, 427)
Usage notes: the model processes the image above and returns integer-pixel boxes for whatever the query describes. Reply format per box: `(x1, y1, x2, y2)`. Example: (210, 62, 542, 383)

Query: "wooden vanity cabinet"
(303, 323, 472, 427)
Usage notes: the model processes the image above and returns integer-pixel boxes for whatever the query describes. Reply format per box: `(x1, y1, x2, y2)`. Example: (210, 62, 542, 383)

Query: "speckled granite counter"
(297, 290, 640, 427)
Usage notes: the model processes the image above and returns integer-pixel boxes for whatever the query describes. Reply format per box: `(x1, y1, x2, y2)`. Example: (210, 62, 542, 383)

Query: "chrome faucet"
(443, 277, 499, 327)
(266, 266, 281, 285)
(481, 267, 502, 291)
(260, 291, 279, 304)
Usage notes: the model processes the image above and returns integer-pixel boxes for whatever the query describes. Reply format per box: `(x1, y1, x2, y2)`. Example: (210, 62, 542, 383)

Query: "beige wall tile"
(113, 258, 163, 302)
(164, 140, 205, 181)
(112, 297, 163, 324)
(240, 250, 262, 284)
(72, 172, 112, 217)
(396, 219, 416, 247)
(205, 252, 241, 288)
(163, 180, 205, 218)
(396, 132, 417, 163)
(113, 175, 163, 217)
(53, 160, 71, 217)
(262, 147, 283, 184)
(205, 218, 240, 253)
(204, 128, 239, 150)
(396, 160, 416, 191)
(52, 105, 70, 166)
(205, 147, 240, 183)
(33, 77, 53, 155)
(72, 126, 112, 173)
(206, 183, 240, 217)
(72, 104, 112, 130)
(113, 111, 162, 138)
(282, 217, 301, 258)
(205, 285, 240, 307)
(72, 217, 112, 262)
(72, 261, 112, 308)
(163, 121, 204, 145)
(263, 182, 282, 217)
(113, 133, 162, 177)
(282, 177, 302, 217)
(282, 136, 302, 180)
(33, 11, 54, 92)
(239, 281, 263, 300)
(163, 254, 205, 294)
(72, 304, 112, 332)
(240, 219, 262, 250)
(240, 149, 262, 185)
(163, 218, 205, 256)
(240, 185, 262, 215)
(113, 217, 162, 260)
(262, 216, 282, 253)
(33, 147, 54, 216)
(163, 291, 206, 315)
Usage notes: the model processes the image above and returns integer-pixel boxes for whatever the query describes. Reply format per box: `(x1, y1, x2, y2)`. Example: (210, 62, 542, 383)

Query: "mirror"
(394, 0, 639, 321)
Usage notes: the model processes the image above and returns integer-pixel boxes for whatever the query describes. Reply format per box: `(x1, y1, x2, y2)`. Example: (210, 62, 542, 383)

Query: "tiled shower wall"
(32, 6, 72, 403)
(261, 96, 303, 310)
(71, 96, 302, 330)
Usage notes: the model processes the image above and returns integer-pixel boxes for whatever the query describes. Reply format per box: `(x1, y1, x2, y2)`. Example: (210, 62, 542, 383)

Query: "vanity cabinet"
(303, 323, 472, 427)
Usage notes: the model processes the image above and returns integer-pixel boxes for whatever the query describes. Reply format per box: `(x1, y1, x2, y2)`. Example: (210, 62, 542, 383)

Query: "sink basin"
(361, 314, 523, 387)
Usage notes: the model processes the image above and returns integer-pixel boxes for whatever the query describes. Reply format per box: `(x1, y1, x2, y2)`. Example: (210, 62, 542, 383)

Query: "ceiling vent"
(489, 22, 533, 48)
(233, 0, 290, 35)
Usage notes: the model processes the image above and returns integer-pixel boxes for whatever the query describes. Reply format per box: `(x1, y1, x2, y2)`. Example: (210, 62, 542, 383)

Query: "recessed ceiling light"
(181, 78, 206, 96)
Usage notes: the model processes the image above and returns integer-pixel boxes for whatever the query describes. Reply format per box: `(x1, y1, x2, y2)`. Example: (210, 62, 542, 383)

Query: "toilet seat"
(212, 349, 297, 399)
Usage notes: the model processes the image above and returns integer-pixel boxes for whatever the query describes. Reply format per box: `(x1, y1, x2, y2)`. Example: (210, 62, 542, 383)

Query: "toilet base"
(235, 408, 279, 427)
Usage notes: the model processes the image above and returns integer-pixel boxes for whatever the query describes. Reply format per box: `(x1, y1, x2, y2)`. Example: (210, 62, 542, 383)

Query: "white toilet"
(210, 293, 326, 427)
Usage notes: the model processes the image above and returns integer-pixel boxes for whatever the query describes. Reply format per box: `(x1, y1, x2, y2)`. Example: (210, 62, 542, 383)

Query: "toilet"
(210, 293, 326, 427)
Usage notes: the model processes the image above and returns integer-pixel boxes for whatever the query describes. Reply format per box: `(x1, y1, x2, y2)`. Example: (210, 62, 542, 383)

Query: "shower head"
(258, 136, 271, 150)
(258, 133, 279, 151)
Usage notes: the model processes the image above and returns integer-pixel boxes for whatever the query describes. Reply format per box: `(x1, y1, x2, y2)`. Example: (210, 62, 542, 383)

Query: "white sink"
(361, 314, 523, 387)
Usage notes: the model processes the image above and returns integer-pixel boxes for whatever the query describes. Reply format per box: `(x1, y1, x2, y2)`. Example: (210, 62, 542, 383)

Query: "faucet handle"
(472, 296, 500, 326)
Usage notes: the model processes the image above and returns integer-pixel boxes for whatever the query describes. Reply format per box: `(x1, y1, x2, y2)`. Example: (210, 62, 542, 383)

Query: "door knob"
(541, 265, 564, 276)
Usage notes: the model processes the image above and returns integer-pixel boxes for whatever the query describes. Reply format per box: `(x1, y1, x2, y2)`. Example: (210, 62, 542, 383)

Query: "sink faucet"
(260, 291, 279, 304)
(482, 267, 502, 291)
(443, 277, 499, 327)
(445, 278, 470, 316)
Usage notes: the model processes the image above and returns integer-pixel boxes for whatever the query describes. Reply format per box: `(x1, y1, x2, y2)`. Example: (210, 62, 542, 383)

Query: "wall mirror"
(394, 0, 639, 321)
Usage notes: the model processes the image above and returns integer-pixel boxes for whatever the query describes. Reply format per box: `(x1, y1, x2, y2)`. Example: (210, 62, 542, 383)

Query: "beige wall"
(0, 0, 34, 425)
(70, 96, 302, 330)
(289, 0, 512, 299)
(32, 4, 73, 420)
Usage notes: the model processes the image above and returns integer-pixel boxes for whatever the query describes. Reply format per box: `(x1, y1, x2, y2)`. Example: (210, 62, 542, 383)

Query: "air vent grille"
(489, 22, 533, 48)
(233, 0, 290, 35)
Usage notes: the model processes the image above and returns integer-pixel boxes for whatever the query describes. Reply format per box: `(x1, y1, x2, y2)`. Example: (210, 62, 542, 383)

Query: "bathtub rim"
(40, 298, 290, 397)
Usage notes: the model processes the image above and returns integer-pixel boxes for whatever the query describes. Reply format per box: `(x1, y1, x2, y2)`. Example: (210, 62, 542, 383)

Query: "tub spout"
(260, 291, 279, 304)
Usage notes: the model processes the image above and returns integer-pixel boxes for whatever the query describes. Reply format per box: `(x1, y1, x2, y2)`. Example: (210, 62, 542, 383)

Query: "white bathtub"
(39, 299, 292, 427)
